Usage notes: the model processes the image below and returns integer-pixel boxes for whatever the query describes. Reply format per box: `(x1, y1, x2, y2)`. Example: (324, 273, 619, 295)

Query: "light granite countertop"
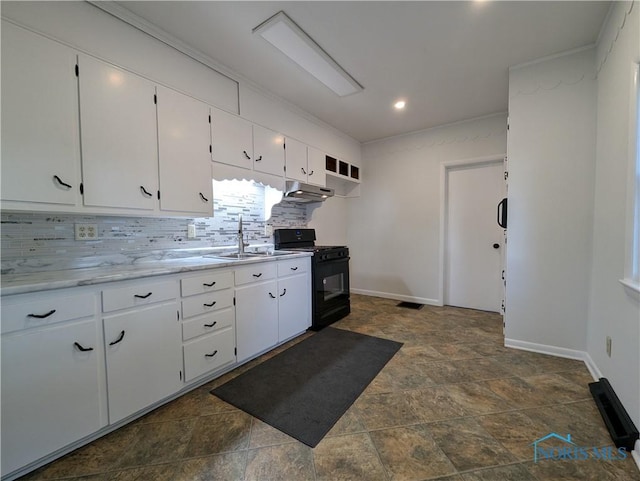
(0, 251, 312, 296)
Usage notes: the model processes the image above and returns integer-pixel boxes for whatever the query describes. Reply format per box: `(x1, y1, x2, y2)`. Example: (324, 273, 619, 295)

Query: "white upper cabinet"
(1, 21, 81, 207)
(307, 146, 327, 187)
(285, 140, 326, 187)
(252, 124, 285, 177)
(210, 108, 253, 170)
(156, 86, 213, 215)
(78, 55, 158, 211)
(284, 138, 308, 183)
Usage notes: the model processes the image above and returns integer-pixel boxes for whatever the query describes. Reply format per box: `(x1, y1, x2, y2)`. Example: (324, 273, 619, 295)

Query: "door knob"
(493, 243, 500, 249)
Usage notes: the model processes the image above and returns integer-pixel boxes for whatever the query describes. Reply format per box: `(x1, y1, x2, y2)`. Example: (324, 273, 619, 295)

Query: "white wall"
(505, 48, 597, 353)
(307, 197, 350, 247)
(588, 1, 639, 428)
(349, 114, 507, 304)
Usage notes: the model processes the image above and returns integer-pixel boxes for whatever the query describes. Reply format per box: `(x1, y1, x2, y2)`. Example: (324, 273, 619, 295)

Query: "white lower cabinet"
(103, 302, 182, 424)
(1, 318, 104, 477)
(235, 279, 279, 362)
(278, 273, 311, 341)
(183, 328, 235, 382)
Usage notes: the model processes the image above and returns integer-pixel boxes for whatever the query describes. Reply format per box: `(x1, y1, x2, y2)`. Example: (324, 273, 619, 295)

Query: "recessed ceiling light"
(253, 11, 363, 97)
(394, 100, 406, 110)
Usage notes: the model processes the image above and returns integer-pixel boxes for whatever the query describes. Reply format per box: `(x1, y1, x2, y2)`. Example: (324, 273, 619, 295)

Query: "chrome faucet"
(238, 214, 249, 255)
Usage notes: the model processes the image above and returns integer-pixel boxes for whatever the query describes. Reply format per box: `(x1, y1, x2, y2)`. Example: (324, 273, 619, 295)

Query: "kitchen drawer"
(182, 307, 234, 341)
(181, 271, 233, 297)
(102, 280, 176, 313)
(234, 262, 277, 286)
(1, 292, 96, 334)
(183, 327, 235, 381)
(181, 289, 234, 319)
(277, 257, 310, 277)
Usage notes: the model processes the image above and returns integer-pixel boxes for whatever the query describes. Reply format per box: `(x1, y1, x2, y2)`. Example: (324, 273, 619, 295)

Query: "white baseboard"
(350, 288, 441, 306)
(633, 439, 640, 471)
(504, 338, 599, 381)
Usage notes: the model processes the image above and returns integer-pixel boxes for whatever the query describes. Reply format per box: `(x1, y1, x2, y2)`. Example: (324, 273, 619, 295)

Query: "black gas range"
(274, 228, 350, 330)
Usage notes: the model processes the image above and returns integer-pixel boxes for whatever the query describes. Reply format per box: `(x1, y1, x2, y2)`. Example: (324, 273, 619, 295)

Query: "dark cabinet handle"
(290, 267, 298, 271)
(205, 350, 218, 358)
(252, 273, 262, 278)
(255, 155, 262, 162)
(134, 292, 152, 299)
(74, 342, 94, 352)
(140, 186, 153, 197)
(204, 321, 217, 328)
(109, 330, 125, 346)
(301, 167, 307, 175)
(199, 192, 209, 202)
(309, 170, 314, 176)
(497, 198, 508, 228)
(269, 292, 276, 299)
(493, 243, 500, 249)
(243, 150, 251, 160)
(204, 301, 217, 307)
(53, 175, 72, 189)
(203, 281, 216, 287)
(280, 288, 287, 297)
(27, 309, 56, 319)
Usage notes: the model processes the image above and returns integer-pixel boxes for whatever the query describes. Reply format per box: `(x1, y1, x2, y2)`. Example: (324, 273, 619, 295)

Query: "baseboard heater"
(589, 378, 639, 451)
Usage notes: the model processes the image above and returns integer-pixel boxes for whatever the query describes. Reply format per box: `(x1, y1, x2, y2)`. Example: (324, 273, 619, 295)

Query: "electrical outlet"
(606, 336, 612, 357)
(187, 224, 197, 239)
(265, 225, 273, 237)
(75, 223, 98, 241)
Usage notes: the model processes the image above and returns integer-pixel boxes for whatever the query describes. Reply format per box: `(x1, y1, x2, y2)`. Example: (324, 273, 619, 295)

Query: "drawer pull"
(199, 192, 209, 202)
(74, 342, 94, 352)
(27, 309, 56, 319)
(280, 288, 287, 297)
(204, 321, 217, 328)
(203, 281, 216, 287)
(109, 330, 125, 346)
(290, 266, 298, 271)
(252, 273, 262, 278)
(205, 350, 218, 358)
(204, 301, 217, 307)
(269, 292, 276, 299)
(134, 292, 152, 299)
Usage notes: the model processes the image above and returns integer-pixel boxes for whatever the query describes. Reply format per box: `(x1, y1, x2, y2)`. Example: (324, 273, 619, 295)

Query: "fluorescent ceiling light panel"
(253, 11, 363, 97)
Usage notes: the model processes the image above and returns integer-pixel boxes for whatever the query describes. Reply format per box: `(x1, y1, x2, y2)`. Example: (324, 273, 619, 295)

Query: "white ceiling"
(114, 1, 610, 143)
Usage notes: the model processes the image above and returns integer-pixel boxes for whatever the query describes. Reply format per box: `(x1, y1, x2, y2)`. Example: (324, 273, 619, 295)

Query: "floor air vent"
(589, 377, 639, 451)
(397, 302, 424, 310)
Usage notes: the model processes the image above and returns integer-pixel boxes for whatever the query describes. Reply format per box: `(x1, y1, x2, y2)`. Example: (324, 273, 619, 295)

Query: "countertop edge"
(0, 252, 313, 296)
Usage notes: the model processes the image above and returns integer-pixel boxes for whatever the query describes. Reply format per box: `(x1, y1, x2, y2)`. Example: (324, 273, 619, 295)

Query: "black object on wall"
(497, 197, 508, 228)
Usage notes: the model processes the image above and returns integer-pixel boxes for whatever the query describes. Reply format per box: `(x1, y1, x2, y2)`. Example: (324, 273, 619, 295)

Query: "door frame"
(438, 154, 506, 307)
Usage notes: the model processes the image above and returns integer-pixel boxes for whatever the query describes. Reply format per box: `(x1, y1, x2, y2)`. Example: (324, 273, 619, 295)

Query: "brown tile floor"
(19, 295, 640, 481)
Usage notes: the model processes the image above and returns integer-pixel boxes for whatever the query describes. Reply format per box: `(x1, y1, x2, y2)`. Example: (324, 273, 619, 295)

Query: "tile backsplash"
(1, 181, 308, 274)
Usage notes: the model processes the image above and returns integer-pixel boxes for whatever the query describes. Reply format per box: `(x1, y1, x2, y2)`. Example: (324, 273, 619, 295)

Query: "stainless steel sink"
(203, 251, 293, 260)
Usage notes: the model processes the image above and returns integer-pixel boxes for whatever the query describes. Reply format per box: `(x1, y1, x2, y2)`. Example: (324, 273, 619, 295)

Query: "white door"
(446, 161, 505, 312)
(253, 125, 285, 176)
(78, 55, 158, 210)
(156, 86, 212, 215)
(235, 280, 279, 362)
(278, 273, 311, 341)
(1, 21, 80, 206)
(284, 137, 308, 183)
(210, 108, 253, 170)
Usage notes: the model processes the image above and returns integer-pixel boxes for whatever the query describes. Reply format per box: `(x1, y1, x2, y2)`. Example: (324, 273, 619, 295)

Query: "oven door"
(312, 257, 350, 329)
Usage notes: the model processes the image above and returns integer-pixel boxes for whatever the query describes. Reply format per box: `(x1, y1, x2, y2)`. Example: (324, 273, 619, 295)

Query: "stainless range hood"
(283, 180, 334, 203)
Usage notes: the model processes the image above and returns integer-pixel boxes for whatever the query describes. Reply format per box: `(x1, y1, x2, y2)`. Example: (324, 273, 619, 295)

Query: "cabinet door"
(1, 21, 80, 206)
(253, 125, 285, 177)
(104, 303, 181, 423)
(284, 137, 308, 183)
(210, 108, 253, 170)
(307, 146, 327, 187)
(278, 273, 311, 342)
(235, 281, 278, 362)
(78, 55, 158, 210)
(1, 320, 103, 476)
(157, 86, 212, 215)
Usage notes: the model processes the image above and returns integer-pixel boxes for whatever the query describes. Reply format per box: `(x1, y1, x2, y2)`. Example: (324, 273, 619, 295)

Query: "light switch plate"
(75, 223, 98, 241)
(187, 224, 197, 239)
